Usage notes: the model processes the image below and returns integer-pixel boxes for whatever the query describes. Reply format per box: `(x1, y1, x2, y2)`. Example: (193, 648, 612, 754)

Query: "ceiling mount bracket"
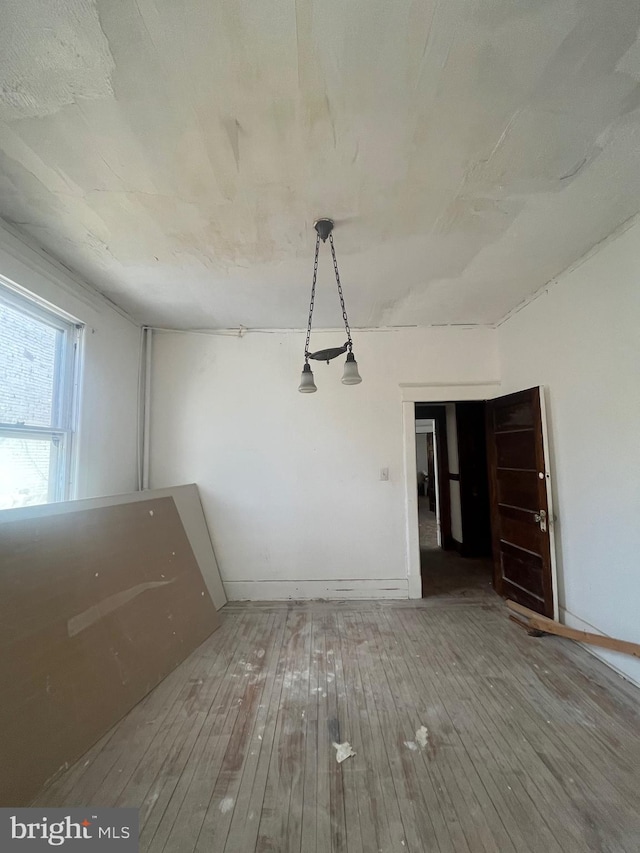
(313, 218, 334, 243)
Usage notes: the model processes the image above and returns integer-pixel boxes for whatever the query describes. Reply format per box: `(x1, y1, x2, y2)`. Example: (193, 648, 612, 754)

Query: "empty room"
(1, 1, 639, 850)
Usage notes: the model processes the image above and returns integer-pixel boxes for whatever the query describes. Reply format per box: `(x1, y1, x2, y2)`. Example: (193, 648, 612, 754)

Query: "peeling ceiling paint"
(0, 0, 639, 329)
(0, 0, 115, 121)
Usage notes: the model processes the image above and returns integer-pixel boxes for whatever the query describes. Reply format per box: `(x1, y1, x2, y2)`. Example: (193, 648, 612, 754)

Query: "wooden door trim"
(403, 401, 423, 599)
(400, 383, 501, 403)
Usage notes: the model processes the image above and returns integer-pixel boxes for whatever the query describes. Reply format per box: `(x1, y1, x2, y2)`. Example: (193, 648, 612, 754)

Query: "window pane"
(0, 434, 58, 509)
(0, 301, 61, 427)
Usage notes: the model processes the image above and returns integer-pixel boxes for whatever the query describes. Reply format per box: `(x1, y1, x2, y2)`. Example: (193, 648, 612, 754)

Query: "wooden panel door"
(486, 387, 557, 618)
(456, 401, 492, 558)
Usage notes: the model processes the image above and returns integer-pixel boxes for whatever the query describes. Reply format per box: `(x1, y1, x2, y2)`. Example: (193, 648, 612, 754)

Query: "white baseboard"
(560, 607, 640, 690)
(223, 578, 409, 601)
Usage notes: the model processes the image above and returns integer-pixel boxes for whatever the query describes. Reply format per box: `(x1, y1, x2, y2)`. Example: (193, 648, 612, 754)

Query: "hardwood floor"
(418, 495, 439, 550)
(421, 547, 494, 599)
(34, 594, 640, 852)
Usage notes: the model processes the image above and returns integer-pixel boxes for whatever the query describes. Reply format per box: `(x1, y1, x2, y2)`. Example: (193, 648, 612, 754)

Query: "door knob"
(534, 510, 547, 532)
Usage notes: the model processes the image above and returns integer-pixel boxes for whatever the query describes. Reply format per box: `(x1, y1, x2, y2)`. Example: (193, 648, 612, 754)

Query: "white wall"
(415, 433, 428, 477)
(498, 219, 640, 685)
(414, 419, 434, 480)
(0, 222, 141, 499)
(149, 326, 499, 600)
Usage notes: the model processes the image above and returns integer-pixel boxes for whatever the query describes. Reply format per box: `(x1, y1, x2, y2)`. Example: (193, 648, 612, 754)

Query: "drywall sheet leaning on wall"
(0, 497, 220, 806)
(0, 484, 226, 610)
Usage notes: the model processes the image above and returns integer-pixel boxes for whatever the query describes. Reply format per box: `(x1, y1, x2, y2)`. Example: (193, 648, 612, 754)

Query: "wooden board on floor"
(507, 600, 640, 658)
(0, 497, 220, 806)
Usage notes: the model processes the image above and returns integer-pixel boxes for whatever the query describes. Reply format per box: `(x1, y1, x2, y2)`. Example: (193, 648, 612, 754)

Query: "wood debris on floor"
(507, 599, 640, 659)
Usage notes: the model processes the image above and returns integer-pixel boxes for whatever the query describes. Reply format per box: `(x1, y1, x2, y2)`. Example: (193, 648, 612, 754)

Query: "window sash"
(0, 280, 81, 503)
(0, 424, 69, 438)
(0, 281, 75, 332)
(0, 427, 69, 504)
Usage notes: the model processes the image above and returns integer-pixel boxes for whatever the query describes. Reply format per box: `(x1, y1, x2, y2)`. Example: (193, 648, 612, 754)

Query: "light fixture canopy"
(299, 218, 361, 392)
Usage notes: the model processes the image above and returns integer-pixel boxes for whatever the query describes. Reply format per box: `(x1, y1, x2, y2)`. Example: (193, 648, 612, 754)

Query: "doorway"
(415, 415, 442, 550)
(414, 402, 493, 599)
(416, 426, 438, 546)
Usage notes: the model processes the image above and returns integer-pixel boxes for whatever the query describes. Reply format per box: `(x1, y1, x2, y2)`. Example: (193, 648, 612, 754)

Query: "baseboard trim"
(224, 578, 409, 601)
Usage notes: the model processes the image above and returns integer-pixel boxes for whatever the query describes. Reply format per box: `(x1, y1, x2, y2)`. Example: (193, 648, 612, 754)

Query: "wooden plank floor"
(34, 587, 640, 852)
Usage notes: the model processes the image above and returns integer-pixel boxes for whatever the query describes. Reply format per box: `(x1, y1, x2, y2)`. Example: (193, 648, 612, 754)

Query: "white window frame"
(0, 281, 83, 504)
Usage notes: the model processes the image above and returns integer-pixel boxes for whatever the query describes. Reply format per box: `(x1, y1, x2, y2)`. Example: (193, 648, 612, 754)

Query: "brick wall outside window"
(0, 303, 59, 508)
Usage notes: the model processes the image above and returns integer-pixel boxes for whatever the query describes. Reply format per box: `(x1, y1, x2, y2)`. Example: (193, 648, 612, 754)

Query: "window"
(0, 282, 81, 509)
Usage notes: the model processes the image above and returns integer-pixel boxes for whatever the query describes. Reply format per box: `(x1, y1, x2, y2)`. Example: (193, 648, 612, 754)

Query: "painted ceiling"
(1, 0, 639, 329)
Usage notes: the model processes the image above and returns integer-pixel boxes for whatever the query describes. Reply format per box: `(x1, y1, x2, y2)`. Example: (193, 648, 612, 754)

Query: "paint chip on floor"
(416, 725, 429, 748)
(404, 740, 418, 751)
(333, 741, 356, 763)
(219, 796, 234, 814)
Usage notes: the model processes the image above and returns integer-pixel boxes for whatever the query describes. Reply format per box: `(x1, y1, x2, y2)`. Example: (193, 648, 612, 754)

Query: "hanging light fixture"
(298, 218, 362, 393)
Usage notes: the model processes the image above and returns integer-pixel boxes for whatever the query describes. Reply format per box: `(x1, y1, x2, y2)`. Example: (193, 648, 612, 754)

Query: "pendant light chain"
(304, 233, 320, 361)
(329, 233, 353, 350)
(298, 218, 362, 392)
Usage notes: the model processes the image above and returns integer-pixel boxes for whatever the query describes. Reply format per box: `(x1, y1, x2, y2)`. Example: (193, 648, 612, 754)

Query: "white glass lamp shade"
(298, 363, 317, 393)
(342, 352, 362, 385)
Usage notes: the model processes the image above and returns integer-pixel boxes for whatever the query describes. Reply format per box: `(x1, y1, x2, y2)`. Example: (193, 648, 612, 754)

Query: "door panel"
(496, 469, 539, 507)
(499, 510, 541, 554)
(487, 387, 556, 617)
(499, 543, 544, 598)
(496, 431, 537, 469)
(493, 400, 535, 430)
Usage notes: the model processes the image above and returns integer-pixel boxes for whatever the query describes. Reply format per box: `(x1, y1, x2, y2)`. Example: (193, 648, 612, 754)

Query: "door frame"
(401, 383, 501, 599)
(402, 382, 558, 617)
